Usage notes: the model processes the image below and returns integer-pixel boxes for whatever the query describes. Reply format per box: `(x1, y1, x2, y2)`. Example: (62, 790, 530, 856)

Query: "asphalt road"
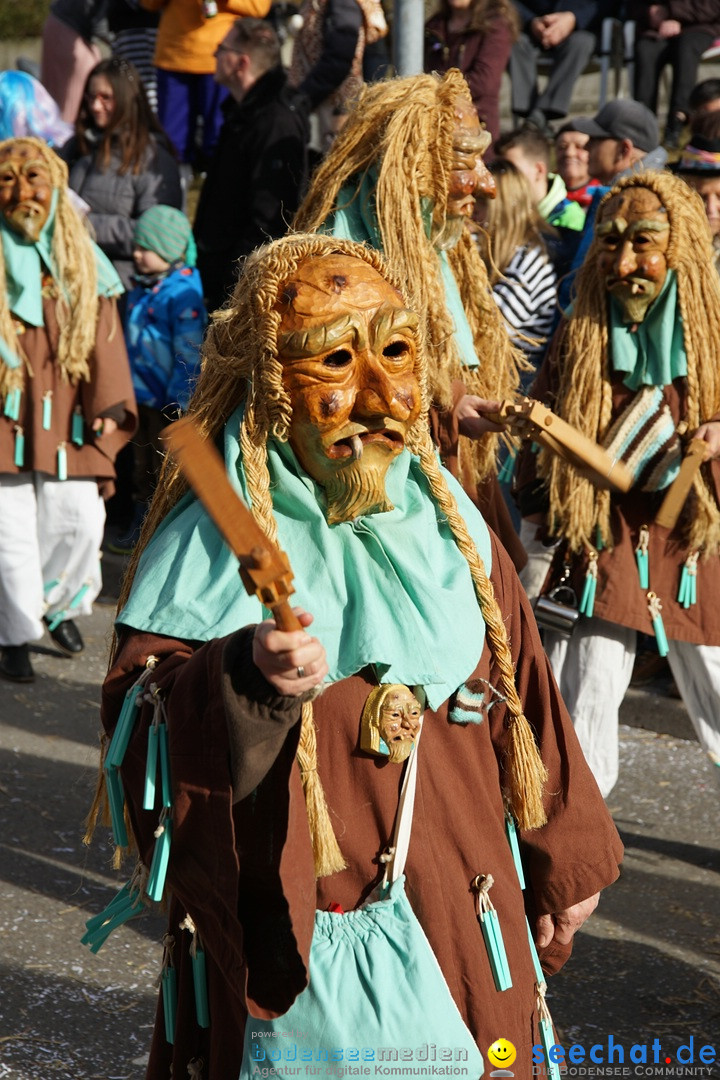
(0, 554, 718, 1080)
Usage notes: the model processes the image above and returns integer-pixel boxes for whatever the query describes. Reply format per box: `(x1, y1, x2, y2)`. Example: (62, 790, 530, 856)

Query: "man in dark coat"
(193, 17, 309, 312)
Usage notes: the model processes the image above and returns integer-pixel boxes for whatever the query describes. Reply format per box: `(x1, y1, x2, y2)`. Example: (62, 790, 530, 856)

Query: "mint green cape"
(0, 190, 123, 369)
(118, 410, 492, 711)
(610, 270, 687, 390)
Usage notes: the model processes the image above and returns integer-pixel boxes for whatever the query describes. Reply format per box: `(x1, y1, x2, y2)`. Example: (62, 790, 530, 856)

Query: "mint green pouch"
(240, 877, 483, 1079)
(239, 735, 484, 1079)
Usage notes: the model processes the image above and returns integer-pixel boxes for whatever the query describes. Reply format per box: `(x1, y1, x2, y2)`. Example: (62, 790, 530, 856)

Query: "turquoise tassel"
(473, 875, 512, 992)
(579, 572, 596, 617)
(143, 726, 159, 810)
(147, 812, 172, 902)
(104, 765, 129, 848)
(42, 392, 52, 430)
(14, 426, 24, 468)
(539, 1016, 563, 1080)
(647, 593, 669, 658)
(57, 442, 67, 481)
(191, 946, 210, 1028)
(82, 879, 144, 953)
(526, 918, 545, 987)
(162, 967, 178, 1044)
(4, 387, 21, 420)
(479, 907, 512, 991)
(72, 407, 84, 446)
(652, 613, 669, 657)
(505, 815, 526, 890)
(47, 610, 67, 632)
(158, 722, 172, 808)
(678, 553, 698, 610)
(635, 550, 649, 589)
(106, 685, 142, 769)
(69, 581, 90, 612)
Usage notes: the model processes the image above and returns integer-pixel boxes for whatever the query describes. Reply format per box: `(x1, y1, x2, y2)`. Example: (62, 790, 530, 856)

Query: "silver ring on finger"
(297, 665, 306, 679)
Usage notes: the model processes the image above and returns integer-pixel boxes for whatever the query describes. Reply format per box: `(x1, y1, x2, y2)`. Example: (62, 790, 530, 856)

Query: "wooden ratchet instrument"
(162, 417, 302, 632)
(489, 397, 634, 494)
(654, 438, 710, 532)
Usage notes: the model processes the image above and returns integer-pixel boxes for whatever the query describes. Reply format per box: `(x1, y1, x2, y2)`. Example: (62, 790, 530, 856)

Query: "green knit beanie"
(133, 205, 197, 267)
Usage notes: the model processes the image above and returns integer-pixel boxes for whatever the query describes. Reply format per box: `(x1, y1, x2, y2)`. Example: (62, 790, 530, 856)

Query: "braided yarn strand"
(412, 431, 548, 829)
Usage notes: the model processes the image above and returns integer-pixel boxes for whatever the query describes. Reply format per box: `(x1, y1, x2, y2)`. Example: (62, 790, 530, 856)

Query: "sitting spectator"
(425, 0, 519, 143)
(495, 125, 584, 274)
(554, 121, 600, 207)
(476, 158, 558, 378)
(140, 0, 272, 168)
(675, 111, 720, 272)
(688, 76, 720, 128)
(288, 0, 389, 152)
(507, 0, 610, 134)
(194, 17, 308, 311)
(630, 1, 720, 148)
(113, 204, 206, 552)
(62, 57, 182, 293)
(0, 70, 73, 147)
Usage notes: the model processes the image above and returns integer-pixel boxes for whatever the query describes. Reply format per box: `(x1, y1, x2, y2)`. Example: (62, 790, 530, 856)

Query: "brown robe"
(517, 331, 720, 645)
(0, 294, 137, 496)
(102, 534, 622, 1080)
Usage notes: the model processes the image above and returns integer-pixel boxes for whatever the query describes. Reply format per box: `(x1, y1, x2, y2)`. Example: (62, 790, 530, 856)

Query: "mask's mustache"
(607, 276, 653, 296)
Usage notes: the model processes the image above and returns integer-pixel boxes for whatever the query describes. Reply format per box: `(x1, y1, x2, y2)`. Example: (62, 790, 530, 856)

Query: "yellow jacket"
(141, 0, 272, 73)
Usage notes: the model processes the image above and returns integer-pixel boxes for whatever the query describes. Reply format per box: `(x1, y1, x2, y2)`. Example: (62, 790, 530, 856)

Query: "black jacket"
(194, 65, 309, 311)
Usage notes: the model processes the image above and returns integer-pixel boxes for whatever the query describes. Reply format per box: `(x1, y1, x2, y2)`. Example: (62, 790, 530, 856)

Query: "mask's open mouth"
(328, 429, 404, 461)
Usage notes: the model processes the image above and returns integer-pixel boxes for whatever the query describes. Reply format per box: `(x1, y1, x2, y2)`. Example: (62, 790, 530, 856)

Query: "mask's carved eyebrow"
(453, 133, 489, 155)
(596, 216, 669, 237)
(279, 304, 418, 360)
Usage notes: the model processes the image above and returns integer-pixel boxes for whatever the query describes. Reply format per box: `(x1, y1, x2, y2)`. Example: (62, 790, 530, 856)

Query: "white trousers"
(0, 474, 105, 646)
(518, 518, 557, 606)
(546, 616, 720, 797)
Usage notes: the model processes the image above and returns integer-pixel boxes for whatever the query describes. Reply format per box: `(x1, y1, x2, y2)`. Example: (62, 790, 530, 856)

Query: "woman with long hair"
(476, 158, 558, 376)
(425, 0, 519, 144)
(62, 56, 182, 291)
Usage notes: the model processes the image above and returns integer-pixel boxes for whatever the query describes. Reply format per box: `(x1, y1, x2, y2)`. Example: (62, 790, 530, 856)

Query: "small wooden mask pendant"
(360, 684, 424, 763)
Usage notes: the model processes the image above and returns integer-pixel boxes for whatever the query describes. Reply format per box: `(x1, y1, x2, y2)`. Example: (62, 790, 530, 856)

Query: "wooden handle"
(271, 600, 303, 633)
(654, 438, 709, 531)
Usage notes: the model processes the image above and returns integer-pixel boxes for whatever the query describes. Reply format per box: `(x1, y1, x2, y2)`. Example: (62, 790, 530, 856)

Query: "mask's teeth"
(350, 434, 363, 460)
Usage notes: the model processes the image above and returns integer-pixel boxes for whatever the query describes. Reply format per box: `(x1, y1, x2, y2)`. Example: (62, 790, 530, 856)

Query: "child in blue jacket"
(116, 204, 206, 551)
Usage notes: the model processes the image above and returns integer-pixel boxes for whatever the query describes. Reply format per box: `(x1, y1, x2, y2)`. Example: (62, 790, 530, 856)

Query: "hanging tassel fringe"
(472, 873, 512, 992)
(81, 862, 147, 953)
(296, 700, 346, 878)
(578, 550, 597, 618)
(647, 592, 669, 657)
(677, 551, 698, 609)
(180, 914, 210, 1029)
(505, 813, 526, 890)
(505, 711, 548, 831)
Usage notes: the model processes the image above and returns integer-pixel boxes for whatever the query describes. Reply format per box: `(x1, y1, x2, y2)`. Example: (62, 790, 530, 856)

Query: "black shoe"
(0, 644, 34, 682)
(45, 618, 84, 654)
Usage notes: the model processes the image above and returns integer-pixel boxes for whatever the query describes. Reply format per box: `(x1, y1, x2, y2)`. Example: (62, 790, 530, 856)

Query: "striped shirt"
(492, 244, 558, 374)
